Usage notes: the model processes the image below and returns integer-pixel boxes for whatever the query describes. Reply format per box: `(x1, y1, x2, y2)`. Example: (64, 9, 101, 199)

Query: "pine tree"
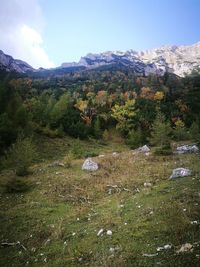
(149, 110, 172, 148)
(93, 116, 102, 139)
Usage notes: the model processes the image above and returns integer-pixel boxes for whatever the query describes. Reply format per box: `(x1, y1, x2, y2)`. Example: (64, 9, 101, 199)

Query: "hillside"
(0, 136, 199, 267)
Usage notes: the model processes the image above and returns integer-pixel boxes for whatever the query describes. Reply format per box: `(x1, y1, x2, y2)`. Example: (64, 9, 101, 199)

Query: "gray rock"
(137, 145, 150, 153)
(170, 168, 191, 179)
(176, 145, 199, 154)
(82, 158, 98, 171)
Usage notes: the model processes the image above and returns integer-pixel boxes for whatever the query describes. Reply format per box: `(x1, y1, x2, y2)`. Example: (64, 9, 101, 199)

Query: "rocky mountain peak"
(0, 50, 33, 73)
(61, 41, 200, 77)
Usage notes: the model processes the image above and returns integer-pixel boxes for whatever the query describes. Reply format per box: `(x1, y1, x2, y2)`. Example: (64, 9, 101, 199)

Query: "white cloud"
(0, 0, 54, 68)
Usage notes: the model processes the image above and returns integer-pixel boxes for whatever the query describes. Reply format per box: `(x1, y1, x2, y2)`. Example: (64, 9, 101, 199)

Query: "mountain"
(61, 42, 200, 77)
(0, 50, 33, 73)
(1, 41, 200, 76)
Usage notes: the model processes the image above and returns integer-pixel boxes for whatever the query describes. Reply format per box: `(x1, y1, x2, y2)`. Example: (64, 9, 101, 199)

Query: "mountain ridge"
(1, 41, 200, 76)
(61, 41, 200, 77)
(0, 50, 33, 73)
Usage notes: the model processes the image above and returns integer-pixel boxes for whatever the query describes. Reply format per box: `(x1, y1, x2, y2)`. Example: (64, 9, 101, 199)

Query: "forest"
(0, 66, 200, 157)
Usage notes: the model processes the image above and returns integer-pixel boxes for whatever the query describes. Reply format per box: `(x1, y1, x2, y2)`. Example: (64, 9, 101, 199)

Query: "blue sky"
(0, 0, 200, 68)
(41, 0, 200, 65)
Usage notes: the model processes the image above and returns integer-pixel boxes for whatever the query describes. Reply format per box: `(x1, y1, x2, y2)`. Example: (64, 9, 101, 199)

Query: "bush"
(189, 121, 200, 143)
(70, 138, 84, 159)
(126, 128, 145, 149)
(102, 129, 109, 142)
(3, 177, 30, 193)
(3, 136, 37, 176)
(153, 145, 172, 156)
(63, 152, 74, 168)
(173, 119, 189, 141)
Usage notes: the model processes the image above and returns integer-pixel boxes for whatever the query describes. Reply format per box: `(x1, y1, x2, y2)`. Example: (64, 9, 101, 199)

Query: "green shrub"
(102, 129, 109, 142)
(63, 152, 74, 168)
(71, 138, 84, 159)
(153, 145, 172, 156)
(189, 121, 200, 143)
(93, 116, 102, 139)
(3, 136, 37, 176)
(173, 119, 189, 141)
(84, 151, 99, 158)
(126, 128, 145, 149)
(3, 177, 30, 193)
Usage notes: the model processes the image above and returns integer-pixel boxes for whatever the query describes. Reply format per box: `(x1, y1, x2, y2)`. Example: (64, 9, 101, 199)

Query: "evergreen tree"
(93, 116, 102, 138)
(3, 136, 37, 176)
(149, 109, 172, 148)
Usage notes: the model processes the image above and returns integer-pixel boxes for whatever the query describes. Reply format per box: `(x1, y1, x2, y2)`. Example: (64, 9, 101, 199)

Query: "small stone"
(144, 182, 152, 187)
(99, 154, 105, 158)
(136, 145, 150, 153)
(191, 220, 199, 225)
(97, 229, 104, 236)
(106, 230, 112, 236)
(157, 247, 164, 252)
(164, 244, 172, 250)
(143, 253, 158, 257)
(109, 247, 115, 253)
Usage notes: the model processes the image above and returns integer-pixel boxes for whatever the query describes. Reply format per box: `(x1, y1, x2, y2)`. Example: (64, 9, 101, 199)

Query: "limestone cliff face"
(61, 42, 200, 77)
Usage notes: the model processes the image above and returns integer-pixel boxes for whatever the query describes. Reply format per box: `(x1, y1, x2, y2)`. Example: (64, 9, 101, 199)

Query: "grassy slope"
(0, 136, 200, 267)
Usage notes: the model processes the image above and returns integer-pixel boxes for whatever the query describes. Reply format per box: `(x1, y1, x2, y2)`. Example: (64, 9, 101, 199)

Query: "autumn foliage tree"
(111, 99, 136, 135)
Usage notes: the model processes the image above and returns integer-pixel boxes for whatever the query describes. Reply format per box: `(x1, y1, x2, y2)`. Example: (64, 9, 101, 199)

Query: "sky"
(0, 0, 200, 68)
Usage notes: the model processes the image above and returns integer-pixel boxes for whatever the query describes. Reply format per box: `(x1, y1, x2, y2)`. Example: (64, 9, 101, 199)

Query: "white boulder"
(170, 168, 191, 179)
(137, 145, 150, 153)
(176, 145, 199, 154)
(82, 158, 98, 171)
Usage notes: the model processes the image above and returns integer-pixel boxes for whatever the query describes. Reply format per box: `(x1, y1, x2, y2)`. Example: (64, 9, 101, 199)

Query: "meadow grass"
(0, 137, 199, 266)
